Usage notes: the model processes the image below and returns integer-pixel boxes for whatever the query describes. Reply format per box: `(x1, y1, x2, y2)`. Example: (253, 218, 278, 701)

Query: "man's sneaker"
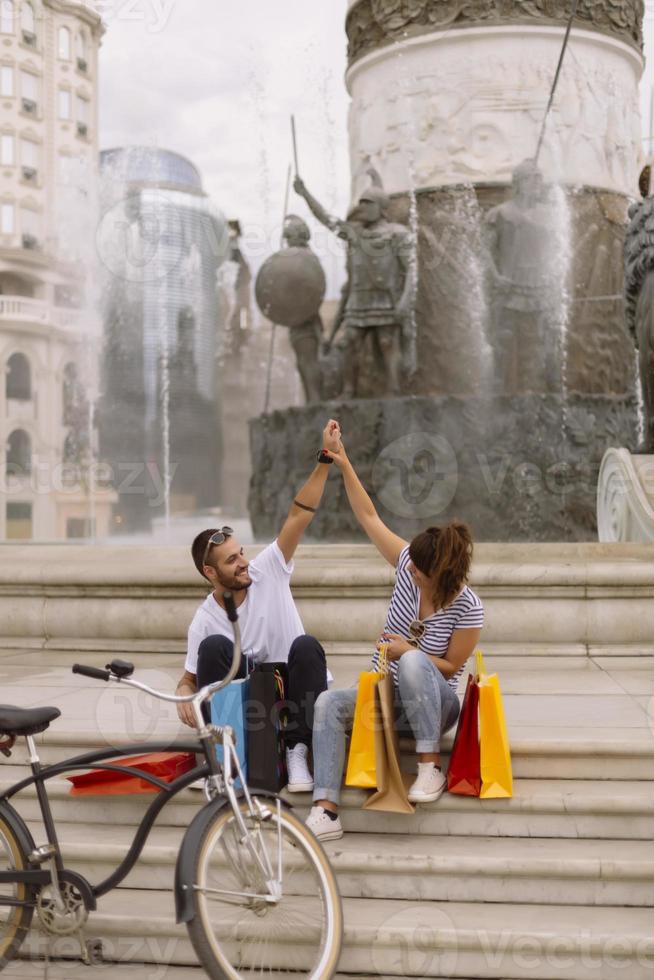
(408, 763, 446, 803)
(286, 743, 314, 792)
(306, 805, 344, 842)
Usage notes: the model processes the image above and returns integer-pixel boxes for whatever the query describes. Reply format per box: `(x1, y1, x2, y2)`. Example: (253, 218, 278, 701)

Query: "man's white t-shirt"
(185, 540, 305, 675)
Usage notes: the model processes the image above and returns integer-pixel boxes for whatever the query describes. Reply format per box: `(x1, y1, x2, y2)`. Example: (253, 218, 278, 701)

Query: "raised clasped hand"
(322, 419, 343, 457)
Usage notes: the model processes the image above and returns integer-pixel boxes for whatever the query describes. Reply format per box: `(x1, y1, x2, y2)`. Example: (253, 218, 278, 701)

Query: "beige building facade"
(0, 0, 114, 539)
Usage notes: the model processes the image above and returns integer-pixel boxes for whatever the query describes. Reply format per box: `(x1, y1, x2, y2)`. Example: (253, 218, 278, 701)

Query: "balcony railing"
(0, 296, 84, 331)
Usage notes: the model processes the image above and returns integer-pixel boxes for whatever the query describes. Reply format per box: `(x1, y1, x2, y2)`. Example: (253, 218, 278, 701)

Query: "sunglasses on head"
(202, 526, 234, 567)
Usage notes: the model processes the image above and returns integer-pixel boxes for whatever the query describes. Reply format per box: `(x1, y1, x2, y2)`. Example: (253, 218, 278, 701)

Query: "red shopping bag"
(67, 752, 196, 796)
(447, 673, 481, 797)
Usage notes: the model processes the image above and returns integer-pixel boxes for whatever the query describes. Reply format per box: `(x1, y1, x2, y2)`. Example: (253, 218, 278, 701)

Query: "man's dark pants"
(196, 634, 328, 748)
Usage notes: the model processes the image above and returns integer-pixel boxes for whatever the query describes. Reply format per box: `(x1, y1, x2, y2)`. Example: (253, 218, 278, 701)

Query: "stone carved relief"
(348, 52, 641, 196)
(346, 0, 643, 63)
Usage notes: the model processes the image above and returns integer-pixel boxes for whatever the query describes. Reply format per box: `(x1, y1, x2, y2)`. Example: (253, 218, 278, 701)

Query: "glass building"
(97, 146, 229, 532)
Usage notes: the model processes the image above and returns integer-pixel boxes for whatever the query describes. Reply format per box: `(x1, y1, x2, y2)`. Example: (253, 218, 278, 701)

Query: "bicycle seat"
(0, 705, 61, 736)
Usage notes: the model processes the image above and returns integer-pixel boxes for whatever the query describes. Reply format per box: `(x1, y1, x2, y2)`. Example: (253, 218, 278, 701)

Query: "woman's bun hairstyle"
(408, 521, 473, 611)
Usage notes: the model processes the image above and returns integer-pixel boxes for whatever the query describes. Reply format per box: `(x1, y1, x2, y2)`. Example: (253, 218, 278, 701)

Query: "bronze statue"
(294, 176, 415, 399)
(255, 215, 326, 403)
(625, 183, 654, 452)
(484, 159, 561, 395)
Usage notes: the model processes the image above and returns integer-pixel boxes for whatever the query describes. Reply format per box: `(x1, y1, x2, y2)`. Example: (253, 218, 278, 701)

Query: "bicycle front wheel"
(187, 798, 343, 979)
(0, 807, 34, 970)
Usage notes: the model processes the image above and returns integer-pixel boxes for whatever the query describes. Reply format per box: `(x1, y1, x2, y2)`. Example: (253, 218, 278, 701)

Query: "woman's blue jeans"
(312, 649, 461, 806)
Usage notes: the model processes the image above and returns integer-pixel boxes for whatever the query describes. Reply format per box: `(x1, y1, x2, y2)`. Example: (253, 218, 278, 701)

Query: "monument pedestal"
(598, 448, 654, 542)
(249, 394, 638, 542)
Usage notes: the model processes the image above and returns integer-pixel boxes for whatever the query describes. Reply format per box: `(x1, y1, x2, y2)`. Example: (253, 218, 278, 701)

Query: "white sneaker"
(408, 763, 446, 803)
(306, 805, 344, 842)
(286, 744, 314, 793)
(189, 778, 206, 791)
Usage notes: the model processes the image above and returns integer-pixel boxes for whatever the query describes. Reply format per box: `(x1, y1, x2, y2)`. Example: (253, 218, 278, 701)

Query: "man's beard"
(217, 571, 252, 593)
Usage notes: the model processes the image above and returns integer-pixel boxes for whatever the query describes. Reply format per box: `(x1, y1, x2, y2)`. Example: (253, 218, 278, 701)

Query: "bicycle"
(0, 591, 343, 978)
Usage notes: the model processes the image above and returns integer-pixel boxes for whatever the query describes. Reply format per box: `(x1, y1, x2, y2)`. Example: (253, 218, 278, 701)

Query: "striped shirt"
(371, 546, 484, 692)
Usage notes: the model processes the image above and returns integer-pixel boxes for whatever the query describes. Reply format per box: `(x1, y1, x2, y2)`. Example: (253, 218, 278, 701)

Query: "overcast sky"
(97, 0, 352, 296)
(98, 1, 654, 298)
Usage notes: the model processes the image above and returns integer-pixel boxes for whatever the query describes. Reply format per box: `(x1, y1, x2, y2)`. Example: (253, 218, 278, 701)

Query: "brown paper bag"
(363, 673, 415, 814)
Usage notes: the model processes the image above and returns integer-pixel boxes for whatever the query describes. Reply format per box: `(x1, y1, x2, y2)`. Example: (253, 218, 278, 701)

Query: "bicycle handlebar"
(72, 664, 112, 682)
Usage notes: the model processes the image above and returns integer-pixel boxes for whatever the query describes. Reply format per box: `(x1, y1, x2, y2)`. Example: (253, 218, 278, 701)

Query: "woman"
(306, 428, 484, 842)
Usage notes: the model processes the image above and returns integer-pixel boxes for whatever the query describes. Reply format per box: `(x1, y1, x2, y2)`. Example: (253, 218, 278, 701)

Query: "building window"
(76, 95, 89, 137)
(0, 0, 14, 35)
(67, 517, 94, 539)
(1, 202, 14, 234)
(7, 428, 31, 476)
(76, 29, 87, 71)
(58, 87, 70, 120)
(20, 70, 37, 114)
(62, 361, 82, 425)
(6, 501, 32, 539)
(20, 136, 37, 180)
(20, 1, 34, 45)
(20, 204, 39, 247)
(58, 25, 70, 60)
(6, 352, 30, 400)
(0, 65, 13, 97)
(0, 133, 14, 166)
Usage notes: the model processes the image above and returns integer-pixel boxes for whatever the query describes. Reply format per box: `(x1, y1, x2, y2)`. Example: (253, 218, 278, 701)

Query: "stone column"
(345, 1, 643, 400)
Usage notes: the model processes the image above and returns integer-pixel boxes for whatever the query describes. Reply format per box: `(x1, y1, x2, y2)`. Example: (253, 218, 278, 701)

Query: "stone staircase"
(1, 543, 654, 978)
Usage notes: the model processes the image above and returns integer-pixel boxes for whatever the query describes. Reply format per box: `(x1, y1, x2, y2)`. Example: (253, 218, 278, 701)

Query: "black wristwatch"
(317, 450, 334, 465)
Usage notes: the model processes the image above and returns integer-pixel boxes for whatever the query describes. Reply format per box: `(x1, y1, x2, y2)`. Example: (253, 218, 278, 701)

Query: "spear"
(262, 163, 293, 415)
(291, 115, 300, 176)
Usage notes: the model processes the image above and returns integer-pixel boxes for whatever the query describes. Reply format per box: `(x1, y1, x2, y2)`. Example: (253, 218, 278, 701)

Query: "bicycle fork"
(214, 728, 282, 903)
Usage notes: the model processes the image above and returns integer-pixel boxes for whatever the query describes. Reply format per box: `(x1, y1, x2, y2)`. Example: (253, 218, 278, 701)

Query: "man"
(293, 175, 416, 398)
(176, 419, 341, 792)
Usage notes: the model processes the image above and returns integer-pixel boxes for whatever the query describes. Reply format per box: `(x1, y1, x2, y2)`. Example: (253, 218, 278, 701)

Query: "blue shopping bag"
(210, 678, 249, 789)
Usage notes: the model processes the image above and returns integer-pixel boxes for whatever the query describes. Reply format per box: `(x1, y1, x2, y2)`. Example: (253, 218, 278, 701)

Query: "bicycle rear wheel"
(187, 798, 342, 979)
(0, 807, 34, 969)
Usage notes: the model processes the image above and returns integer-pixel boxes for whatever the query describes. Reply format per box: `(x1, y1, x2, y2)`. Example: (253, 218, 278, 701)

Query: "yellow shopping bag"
(345, 649, 387, 788)
(476, 651, 513, 799)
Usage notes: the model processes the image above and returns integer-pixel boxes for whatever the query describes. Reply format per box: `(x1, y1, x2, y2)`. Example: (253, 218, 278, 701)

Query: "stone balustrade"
(0, 295, 84, 332)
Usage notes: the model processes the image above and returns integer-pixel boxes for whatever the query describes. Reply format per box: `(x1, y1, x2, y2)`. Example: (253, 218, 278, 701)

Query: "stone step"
(8, 966, 205, 979)
(2, 543, 654, 652)
(25, 821, 654, 907)
(19, 890, 654, 978)
(6, 639, 654, 661)
(4, 772, 653, 839)
(7, 968, 453, 980)
(18, 721, 654, 780)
